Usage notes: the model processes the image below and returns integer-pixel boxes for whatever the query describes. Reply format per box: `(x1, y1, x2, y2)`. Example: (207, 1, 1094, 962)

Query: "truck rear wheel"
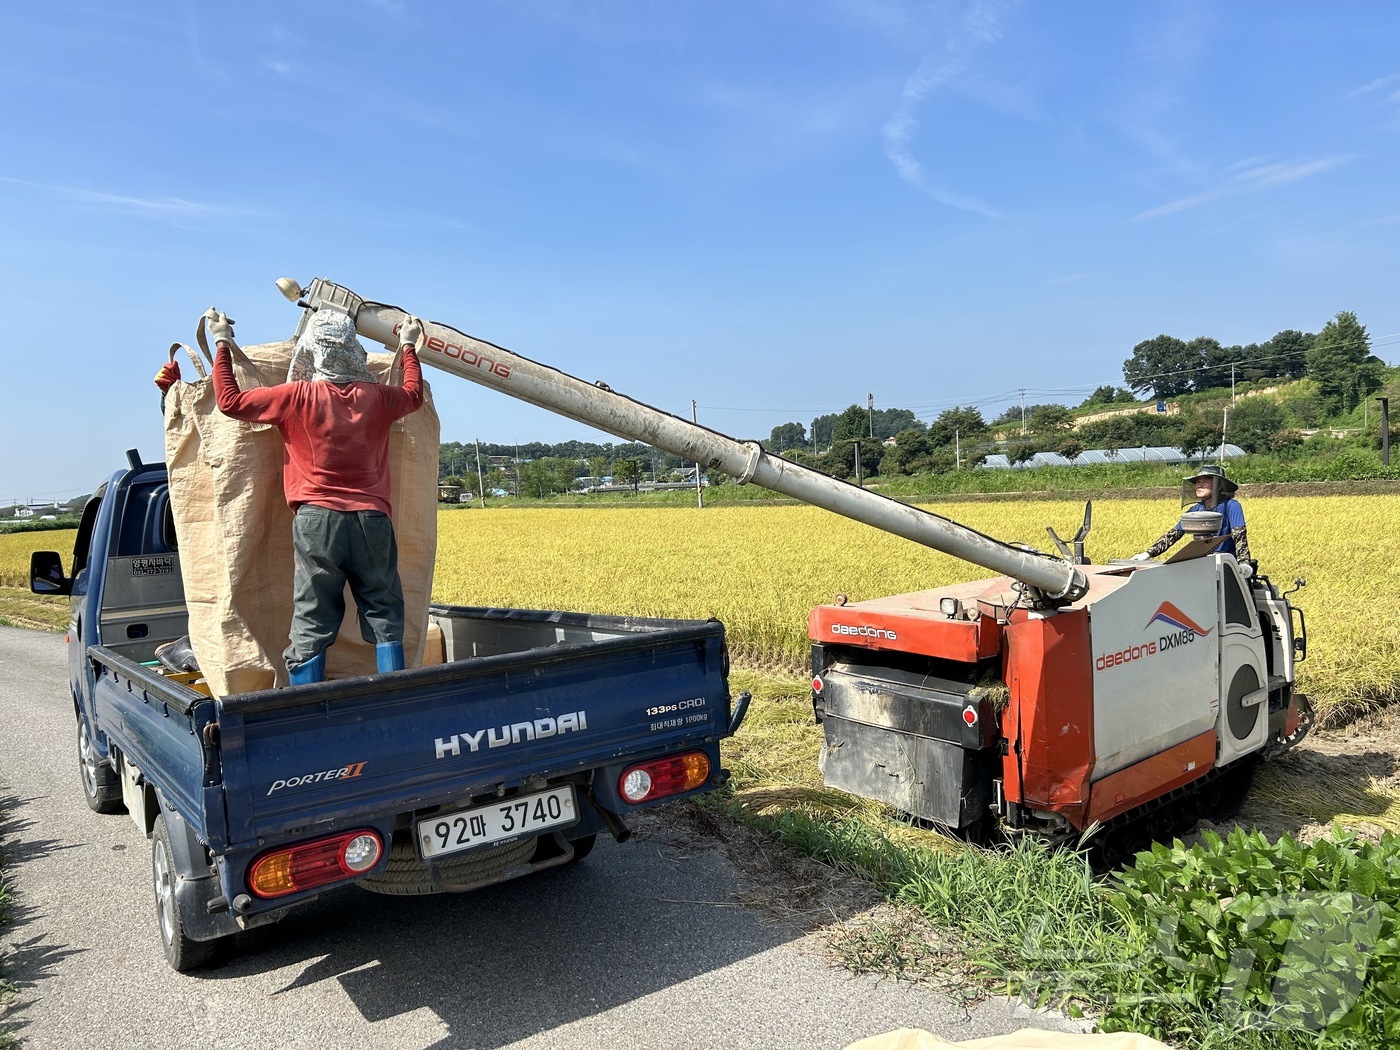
(152, 814, 226, 971)
(77, 715, 124, 814)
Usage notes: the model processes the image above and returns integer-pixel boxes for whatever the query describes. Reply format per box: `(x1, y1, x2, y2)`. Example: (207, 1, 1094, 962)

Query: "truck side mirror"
(30, 551, 70, 596)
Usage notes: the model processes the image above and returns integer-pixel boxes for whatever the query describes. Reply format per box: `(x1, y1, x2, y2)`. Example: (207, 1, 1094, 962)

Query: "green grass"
(716, 676, 1400, 1048)
(0, 588, 67, 632)
(715, 789, 1400, 1047)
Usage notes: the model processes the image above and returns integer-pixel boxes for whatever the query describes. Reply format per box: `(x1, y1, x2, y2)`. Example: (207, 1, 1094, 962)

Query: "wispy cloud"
(261, 58, 292, 75)
(879, 0, 1016, 218)
(0, 176, 235, 218)
(1345, 73, 1400, 101)
(1132, 156, 1351, 220)
(1108, 2, 1215, 179)
(363, 0, 405, 16)
(1344, 71, 1400, 130)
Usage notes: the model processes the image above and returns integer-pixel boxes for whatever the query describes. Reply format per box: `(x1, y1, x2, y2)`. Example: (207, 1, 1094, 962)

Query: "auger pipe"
(288, 278, 1089, 603)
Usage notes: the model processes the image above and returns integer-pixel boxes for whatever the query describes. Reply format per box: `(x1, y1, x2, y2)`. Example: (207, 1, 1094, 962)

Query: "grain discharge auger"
(276, 277, 1313, 843)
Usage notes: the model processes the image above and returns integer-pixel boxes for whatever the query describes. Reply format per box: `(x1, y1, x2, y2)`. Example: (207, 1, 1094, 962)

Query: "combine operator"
(1131, 464, 1253, 572)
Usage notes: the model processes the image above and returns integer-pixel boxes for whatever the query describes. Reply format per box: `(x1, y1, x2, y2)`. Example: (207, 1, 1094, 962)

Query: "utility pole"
(1380, 397, 1391, 466)
(514, 445, 520, 496)
(1231, 362, 1236, 404)
(853, 440, 863, 487)
(1220, 408, 1229, 463)
(474, 440, 486, 508)
(867, 393, 874, 438)
(692, 400, 703, 508)
(955, 429, 961, 470)
(1020, 388, 1027, 436)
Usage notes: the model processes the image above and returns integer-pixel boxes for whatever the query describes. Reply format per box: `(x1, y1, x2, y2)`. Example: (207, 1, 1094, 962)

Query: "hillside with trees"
(438, 310, 1398, 499)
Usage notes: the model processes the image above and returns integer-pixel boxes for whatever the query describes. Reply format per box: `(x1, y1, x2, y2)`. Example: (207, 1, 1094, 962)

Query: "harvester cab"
(263, 277, 1310, 845)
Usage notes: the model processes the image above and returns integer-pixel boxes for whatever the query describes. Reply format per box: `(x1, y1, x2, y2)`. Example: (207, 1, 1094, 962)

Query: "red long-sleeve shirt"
(213, 346, 424, 516)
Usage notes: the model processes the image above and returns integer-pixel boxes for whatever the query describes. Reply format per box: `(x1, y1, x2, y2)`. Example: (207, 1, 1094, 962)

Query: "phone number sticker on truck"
(417, 786, 578, 860)
(131, 556, 175, 577)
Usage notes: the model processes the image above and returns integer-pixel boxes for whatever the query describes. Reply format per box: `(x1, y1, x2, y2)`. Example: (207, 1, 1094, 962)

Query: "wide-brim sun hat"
(1183, 464, 1238, 493)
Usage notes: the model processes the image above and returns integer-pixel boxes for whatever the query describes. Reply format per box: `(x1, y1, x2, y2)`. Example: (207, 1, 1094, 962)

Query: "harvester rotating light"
(276, 277, 305, 303)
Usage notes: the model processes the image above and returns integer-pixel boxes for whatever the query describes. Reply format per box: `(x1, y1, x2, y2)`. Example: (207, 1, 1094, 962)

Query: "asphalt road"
(0, 625, 1076, 1049)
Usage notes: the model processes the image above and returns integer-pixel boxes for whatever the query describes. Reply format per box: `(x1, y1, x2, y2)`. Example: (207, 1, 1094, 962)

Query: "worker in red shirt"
(207, 308, 426, 684)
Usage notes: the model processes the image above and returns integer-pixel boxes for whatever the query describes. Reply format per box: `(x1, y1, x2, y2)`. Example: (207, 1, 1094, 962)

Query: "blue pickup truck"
(31, 450, 749, 971)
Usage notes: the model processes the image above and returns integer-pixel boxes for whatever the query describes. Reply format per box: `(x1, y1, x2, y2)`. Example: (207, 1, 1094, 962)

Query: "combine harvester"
(276, 277, 1314, 845)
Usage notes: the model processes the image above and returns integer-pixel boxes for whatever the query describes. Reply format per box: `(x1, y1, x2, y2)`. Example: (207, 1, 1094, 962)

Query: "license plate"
(417, 786, 578, 860)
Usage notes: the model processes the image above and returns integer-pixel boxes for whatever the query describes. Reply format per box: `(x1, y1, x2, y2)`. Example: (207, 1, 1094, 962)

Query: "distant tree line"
(437, 438, 715, 498)
(438, 310, 1390, 492)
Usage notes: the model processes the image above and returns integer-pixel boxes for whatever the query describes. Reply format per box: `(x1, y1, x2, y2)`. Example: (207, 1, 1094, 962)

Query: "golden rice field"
(430, 495, 1400, 720)
(4, 494, 1398, 717)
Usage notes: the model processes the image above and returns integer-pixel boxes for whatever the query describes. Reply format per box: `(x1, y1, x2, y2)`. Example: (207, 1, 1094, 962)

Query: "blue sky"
(4, 1, 1400, 504)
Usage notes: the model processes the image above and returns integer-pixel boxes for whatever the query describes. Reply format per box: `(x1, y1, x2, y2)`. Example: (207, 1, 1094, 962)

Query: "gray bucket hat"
(287, 310, 375, 385)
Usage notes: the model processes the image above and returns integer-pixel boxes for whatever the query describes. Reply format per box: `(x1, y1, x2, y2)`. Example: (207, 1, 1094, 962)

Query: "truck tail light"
(247, 829, 383, 899)
(618, 751, 711, 804)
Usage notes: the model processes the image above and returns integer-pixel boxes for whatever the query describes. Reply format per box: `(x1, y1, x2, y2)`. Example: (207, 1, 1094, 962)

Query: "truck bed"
(92, 604, 731, 869)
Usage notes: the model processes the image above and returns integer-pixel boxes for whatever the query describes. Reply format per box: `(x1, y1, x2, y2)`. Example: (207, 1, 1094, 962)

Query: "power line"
(699, 331, 1400, 423)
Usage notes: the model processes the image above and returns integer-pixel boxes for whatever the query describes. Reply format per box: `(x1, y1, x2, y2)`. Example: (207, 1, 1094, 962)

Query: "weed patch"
(719, 680, 1400, 1048)
(0, 803, 16, 1050)
(723, 791, 1400, 1046)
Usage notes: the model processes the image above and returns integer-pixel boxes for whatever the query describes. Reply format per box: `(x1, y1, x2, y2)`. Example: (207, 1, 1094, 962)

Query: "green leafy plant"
(1101, 829, 1400, 1046)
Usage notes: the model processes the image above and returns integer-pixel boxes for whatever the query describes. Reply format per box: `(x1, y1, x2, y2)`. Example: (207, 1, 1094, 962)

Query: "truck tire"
(152, 814, 227, 972)
(77, 714, 124, 814)
(357, 835, 537, 896)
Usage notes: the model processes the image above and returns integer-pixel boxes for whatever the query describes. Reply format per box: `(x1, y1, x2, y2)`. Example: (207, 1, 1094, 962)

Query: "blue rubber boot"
(376, 641, 404, 673)
(288, 652, 325, 685)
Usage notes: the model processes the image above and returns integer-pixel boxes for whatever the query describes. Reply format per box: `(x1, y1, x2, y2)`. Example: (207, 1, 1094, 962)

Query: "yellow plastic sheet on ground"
(843, 1028, 1173, 1050)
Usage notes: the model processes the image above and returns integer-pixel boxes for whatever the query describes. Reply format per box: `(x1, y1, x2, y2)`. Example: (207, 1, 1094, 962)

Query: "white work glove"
(399, 314, 424, 351)
(204, 309, 236, 347)
(1239, 562, 1254, 580)
(1128, 552, 1152, 562)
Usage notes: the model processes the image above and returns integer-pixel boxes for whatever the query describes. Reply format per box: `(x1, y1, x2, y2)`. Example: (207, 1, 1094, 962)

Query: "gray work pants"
(284, 505, 404, 669)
